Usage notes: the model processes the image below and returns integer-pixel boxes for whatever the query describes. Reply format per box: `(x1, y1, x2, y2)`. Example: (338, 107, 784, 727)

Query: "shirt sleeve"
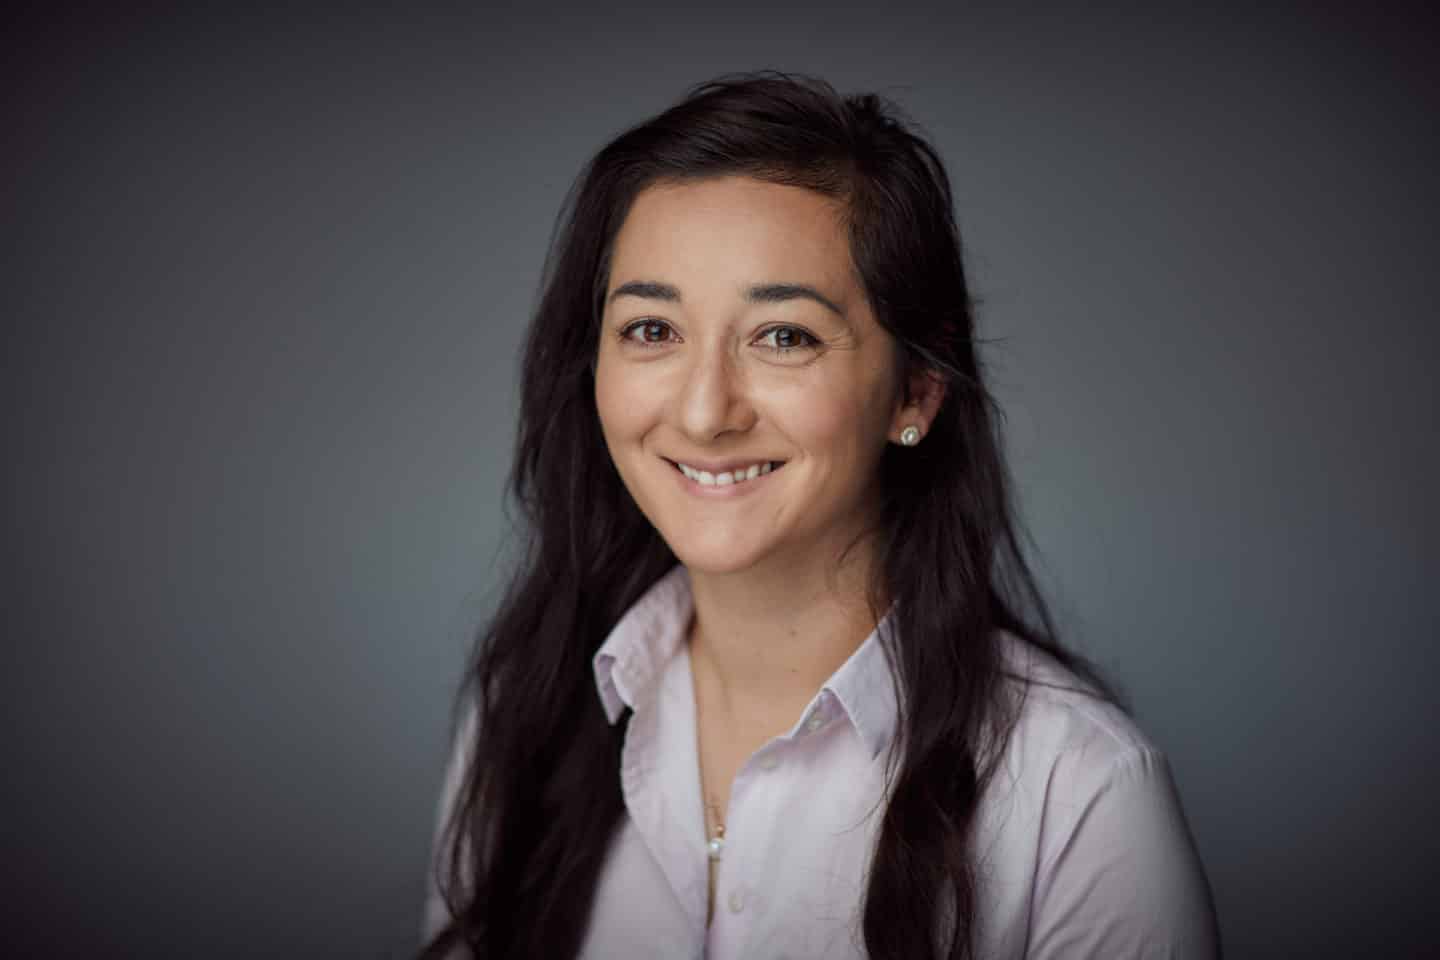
(419, 703, 478, 956)
(1026, 747, 1221, 959)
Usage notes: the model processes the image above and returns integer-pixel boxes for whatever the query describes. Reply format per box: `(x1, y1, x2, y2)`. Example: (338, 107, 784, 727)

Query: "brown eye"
(620, 319, 677, 345)
(755, 325, 819, 352)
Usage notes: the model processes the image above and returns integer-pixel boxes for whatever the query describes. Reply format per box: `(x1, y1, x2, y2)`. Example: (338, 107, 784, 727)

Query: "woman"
(420, 71, 1219, 959)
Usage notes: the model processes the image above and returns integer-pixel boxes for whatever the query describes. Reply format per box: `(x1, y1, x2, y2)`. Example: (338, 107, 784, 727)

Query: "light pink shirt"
(424, 564, 1220, 958)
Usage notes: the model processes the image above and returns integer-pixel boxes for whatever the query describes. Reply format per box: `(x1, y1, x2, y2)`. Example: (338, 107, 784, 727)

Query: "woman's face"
(595, 174, 918, 576)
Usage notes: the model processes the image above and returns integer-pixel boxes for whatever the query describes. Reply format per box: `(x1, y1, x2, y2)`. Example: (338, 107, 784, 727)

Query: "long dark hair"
(422, 69, 1117, 959)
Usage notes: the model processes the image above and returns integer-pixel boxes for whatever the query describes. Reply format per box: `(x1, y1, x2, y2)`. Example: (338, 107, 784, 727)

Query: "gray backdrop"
(5, 3, 1436, 957)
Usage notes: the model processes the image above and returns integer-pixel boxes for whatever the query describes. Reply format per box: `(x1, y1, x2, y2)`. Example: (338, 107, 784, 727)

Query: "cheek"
(782, 393, 850, 448)
(593, 355, 624, 451)
(770, 376, 889, 467)
(594, 350, 652, 452)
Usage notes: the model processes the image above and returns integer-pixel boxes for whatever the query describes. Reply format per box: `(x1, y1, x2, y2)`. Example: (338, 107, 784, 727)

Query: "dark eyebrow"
(608, 280, 682, 305)
(607, 280, 844, 317)
(746, 282, 844, 317)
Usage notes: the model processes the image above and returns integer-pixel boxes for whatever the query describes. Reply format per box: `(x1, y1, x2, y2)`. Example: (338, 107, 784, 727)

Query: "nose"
(676, 340, 756, 443)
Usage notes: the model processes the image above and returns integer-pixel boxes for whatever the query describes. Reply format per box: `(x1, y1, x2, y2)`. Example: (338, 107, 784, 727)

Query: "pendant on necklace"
(705, 796, 726, 861)
(707, 823, 726, 861)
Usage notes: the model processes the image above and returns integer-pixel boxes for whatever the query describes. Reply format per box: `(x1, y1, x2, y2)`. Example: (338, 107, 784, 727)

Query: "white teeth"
(675, 460, 780, 486)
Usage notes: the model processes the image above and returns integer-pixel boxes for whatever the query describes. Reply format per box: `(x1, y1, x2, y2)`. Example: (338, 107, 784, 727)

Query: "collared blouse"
(423, 564, 1220, 958)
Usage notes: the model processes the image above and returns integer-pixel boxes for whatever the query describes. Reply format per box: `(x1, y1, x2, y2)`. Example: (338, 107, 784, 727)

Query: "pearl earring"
(899, 425, 921, 446)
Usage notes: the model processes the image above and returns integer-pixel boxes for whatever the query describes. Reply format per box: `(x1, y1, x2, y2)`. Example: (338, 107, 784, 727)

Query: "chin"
(662, 531, 774, 577)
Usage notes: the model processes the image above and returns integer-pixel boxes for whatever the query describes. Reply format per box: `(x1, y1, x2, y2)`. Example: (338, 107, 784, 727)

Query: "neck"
(686, 527, 885, 736)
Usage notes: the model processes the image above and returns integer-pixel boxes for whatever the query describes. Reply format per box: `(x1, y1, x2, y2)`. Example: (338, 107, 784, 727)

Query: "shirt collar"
(592, 564, 695, 725)
(821, 608, 900, 760)
(592, 564, 900, 761)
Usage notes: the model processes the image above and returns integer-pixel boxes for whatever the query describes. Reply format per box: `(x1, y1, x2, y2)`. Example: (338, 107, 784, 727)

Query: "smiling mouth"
(665, 458, 786, 488)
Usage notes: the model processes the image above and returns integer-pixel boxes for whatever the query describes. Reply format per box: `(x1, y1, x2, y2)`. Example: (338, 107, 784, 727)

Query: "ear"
(888, 366, 947, 446)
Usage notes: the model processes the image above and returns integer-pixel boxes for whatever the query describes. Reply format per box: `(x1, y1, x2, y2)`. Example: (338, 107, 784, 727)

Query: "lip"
(662, 457, 785, 497)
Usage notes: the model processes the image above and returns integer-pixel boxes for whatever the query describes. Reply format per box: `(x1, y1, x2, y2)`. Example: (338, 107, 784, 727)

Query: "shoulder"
(988, 629, 1158, 781)
(982, 628, 1177, 853)
(421, 695, 481, 951)
(976, 631, 1221, 958)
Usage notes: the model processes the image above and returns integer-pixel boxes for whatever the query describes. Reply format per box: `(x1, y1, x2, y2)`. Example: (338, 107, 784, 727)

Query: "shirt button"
(805, 711, 826, 733)
(758, 753, 779, 770)
(728, 889, 746, 913)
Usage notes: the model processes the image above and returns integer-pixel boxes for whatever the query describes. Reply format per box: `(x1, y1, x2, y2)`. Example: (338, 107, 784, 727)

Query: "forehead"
(607, 175, 858, 299)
